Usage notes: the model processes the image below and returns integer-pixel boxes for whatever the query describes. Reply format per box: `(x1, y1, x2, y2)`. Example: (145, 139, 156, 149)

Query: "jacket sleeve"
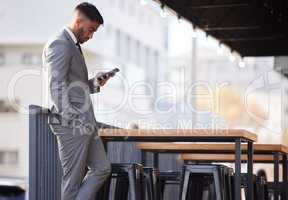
(88, 78, 100, 94)
(45, 40, 82, 120)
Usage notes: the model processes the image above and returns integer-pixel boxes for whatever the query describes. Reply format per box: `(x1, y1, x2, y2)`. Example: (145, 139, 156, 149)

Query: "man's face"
(75, 17, 101, 44)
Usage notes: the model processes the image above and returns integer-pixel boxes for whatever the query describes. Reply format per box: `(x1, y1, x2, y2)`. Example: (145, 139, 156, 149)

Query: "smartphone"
(97, 68, 120, 81)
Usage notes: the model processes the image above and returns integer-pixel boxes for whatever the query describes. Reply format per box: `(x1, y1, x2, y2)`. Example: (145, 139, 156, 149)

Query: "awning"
(160, 0, 288, 57)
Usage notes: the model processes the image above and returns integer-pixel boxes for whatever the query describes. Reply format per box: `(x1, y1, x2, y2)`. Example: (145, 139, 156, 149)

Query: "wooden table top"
(98, 129, 257, 142)
(179, 154, 278, 163)
(135, 143, 288, 154)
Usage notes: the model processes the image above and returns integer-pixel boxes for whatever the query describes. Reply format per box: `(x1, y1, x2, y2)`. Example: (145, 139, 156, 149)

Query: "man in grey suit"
(42, 3, 111, 200)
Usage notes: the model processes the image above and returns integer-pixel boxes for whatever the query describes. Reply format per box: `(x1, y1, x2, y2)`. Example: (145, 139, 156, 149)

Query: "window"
(0, 53, 5, 66)
(22, 53, 33, 65)
(131, 39, 138, 65)
(135, 40, 140, 66)
(125, 35, 131, 61)
(153, 50, 159, 68)
(22, 53, 41, 66)
(115, 29, 121, 57)
(0, 150, 18, 165)
(163, 26, 169, 51)
(140, 44, 146, 68)
(145, 47, 150, 69)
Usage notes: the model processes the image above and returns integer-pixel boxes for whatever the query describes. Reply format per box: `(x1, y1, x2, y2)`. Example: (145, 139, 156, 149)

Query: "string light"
(140, 0, 148, 6)
(177, 14, 182, 23)
(217, 43, 224, 55)
(160, 3, 167, 18)
(238, 58, 246, 68)
(191, 25, 197, 38)
(205, 33, 209, 41)
(229, 51, 235, 62)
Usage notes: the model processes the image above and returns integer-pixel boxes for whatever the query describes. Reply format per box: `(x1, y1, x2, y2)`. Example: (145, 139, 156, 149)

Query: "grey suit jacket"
(43, 28, 100, 131)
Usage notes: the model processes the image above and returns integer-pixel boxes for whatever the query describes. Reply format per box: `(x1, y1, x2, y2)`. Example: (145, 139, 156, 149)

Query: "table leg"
(152, 152, 159, 169)
(247, 141, 254, 200)
(274, 152, 280, 200)
(141, 150, 147, 166)
(283, 154, 288, 200)
(103, 141, 108, 153)
(234, 138, 242, 200)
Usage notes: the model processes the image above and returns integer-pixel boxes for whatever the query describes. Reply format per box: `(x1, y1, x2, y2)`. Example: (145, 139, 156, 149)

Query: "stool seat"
(181, 164, 233, 200)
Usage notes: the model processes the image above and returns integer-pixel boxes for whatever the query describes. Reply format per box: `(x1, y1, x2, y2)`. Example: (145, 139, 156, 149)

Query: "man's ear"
(75, 17, 83, 28)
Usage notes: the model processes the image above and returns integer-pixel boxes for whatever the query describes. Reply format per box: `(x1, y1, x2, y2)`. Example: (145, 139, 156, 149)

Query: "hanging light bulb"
(217, 43, 223, 55)
(160, 4, 167, 18)
(177, 14, 182, 24)
(205, 33, 209, 41)
(140, 0, 148, 6)
(238, 58, 246, 68)
(229, 51, 235, 62)
(191, 25, 197, 38)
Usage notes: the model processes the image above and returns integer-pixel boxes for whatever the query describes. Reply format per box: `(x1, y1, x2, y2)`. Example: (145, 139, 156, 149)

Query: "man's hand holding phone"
(93, 68, 120, 87)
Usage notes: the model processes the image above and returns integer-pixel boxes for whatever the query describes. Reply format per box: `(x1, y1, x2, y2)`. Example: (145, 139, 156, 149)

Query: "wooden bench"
(135, 143, 288, 154)
(179, 154, 275, 163)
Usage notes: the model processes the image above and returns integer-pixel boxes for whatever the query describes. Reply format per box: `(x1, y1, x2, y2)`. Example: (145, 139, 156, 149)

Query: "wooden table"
(99, 129, 257, 200)
(136, 143, 288, 200)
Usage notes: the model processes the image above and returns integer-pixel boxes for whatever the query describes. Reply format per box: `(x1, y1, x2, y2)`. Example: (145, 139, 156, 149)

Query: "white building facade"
(0, 0, 169, 178)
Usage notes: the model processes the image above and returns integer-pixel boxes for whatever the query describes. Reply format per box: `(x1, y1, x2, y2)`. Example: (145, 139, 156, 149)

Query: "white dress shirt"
(64, 26, 77, 44)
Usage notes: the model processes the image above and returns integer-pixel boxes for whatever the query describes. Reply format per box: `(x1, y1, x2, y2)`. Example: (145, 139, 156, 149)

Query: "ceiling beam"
(188, 3, 249, 9)
(242, 49, 288, 57)
(203, 26, 261, 31)
(206, 28, 281, 35)
(218, 35, 285, 42)
(225, 39, 288, 56)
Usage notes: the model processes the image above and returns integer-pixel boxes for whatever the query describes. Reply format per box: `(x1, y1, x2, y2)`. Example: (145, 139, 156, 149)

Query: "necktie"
(76, 42, 83, 55)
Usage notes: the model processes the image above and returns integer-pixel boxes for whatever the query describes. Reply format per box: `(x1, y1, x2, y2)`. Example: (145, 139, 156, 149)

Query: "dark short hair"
(75, 2, 104, 24)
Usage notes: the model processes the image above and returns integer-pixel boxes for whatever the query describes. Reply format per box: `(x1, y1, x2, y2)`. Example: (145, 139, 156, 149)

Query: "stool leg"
(144, 172, 153, 200)
(128, 167, 144, 200)
(213, 169, 223, 200)
(180, 171, 191, 200)
(234, 139, 242, 200)
(282, 154, 288, 200)
(115, 175, 129, 200)
(209, 181, 216, 200)
(158, 179, 165, 200)
(247, 141, 254, 200)
(274, 152, 280, 200)
(228, 171, 234, 200)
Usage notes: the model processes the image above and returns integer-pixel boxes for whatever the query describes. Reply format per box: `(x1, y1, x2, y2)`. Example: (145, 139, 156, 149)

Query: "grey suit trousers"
(53, 126, 111, 200)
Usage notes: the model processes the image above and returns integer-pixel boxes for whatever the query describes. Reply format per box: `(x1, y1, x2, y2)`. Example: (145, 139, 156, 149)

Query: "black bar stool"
(158, 171, 182, 199)
(230, 173, 269, 200)
(255, 174, 269, 200)
(96, 163, 145, 200)
(180, 164, 233, 200)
